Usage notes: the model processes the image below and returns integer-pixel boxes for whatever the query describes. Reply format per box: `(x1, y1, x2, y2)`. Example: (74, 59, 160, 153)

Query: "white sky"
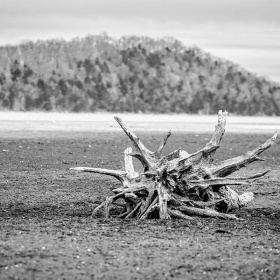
(1, 0, 280, 82)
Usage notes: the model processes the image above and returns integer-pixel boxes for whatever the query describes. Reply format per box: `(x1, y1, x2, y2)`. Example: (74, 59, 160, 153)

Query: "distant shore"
(0, 112, 279, 135)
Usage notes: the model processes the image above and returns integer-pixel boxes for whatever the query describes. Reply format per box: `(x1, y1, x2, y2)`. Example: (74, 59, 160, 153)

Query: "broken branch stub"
(71, 110, 278, 220)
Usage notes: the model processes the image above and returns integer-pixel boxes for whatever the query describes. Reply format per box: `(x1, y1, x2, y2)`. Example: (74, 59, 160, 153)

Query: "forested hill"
(0, 34, 280, 115)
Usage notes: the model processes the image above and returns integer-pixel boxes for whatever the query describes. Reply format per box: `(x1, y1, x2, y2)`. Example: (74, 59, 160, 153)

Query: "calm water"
(0, 112, 279, 136)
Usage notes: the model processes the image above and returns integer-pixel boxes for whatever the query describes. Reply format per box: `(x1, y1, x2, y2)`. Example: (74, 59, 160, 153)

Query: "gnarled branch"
(71, 111, 278, 220)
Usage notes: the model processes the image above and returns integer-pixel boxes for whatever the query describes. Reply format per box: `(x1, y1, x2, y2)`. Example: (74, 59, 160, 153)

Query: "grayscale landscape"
(0, 0, 280, 279)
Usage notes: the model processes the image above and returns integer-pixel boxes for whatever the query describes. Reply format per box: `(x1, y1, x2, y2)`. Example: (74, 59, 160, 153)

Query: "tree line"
(0, 33, 280, 115)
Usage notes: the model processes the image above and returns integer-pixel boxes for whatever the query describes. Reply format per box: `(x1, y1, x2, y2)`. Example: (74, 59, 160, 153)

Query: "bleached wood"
(124, 147, 139, 179)
(168, 209, 194, 220)
(71, 111, 278, 220)
(114, 116, 157, 169)
(157, 130, 171, 156)
(70, 167, 126, 182)
(156, 180, 170, 219)
(210, 132, 278, 177)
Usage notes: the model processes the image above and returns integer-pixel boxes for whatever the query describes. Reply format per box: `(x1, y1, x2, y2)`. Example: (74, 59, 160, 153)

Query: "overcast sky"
(1, 0, 280, 82)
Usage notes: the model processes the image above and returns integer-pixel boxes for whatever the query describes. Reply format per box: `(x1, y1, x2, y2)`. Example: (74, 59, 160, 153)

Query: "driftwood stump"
(71, 111, 277, 220)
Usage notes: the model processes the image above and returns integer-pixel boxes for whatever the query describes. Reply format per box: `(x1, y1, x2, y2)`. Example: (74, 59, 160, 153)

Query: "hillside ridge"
(0, 34, 279, 115)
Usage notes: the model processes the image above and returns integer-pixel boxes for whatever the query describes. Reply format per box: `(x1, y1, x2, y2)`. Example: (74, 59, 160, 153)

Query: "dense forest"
(0, 33, 280, 115)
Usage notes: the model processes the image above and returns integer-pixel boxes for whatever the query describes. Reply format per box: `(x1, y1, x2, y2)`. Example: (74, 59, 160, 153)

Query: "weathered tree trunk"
(71, 111, 277, 220)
